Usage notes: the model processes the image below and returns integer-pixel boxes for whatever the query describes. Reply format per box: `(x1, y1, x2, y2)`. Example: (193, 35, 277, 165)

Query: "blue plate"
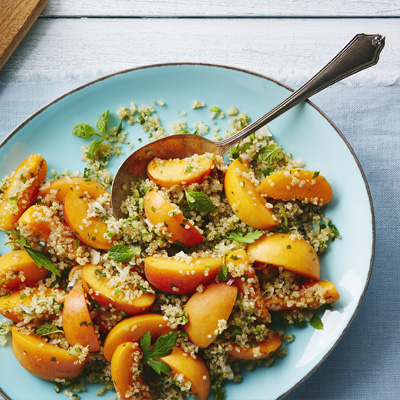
(0, 64, 374, 400)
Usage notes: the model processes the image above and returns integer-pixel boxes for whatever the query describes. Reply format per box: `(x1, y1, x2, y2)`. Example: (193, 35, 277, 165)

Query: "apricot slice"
(228, 331, 282, 360)
(0, 250, 48, 294)
(0, 154, 47, 231)
(12, 326, 87, 381)
(81, 264, 155, 315)
(144, 255, 222, 294)
(103, 313, 175, 362)
(62, 282, 101, 352)
(259, 169, 332, 205)
(38, 177, 108, 202)
(147, 155, 214, 188)
(183, 282, 237, 348)
(111, 341, 151, 400)
(63, 182, 113, 250)
(0, 286, 66, 323)
(144, 189, 204, 247)
(246, 233, 320, 280)
(265, 280, 340, 311)
(160, 346, 210, 400)
(18, 205, 86, 259)
(226, 249, 270, 323)
(224, 158, 278, 230)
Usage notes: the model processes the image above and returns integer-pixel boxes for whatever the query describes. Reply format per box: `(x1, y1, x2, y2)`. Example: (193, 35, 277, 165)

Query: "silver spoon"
(111, 33, 385, 218)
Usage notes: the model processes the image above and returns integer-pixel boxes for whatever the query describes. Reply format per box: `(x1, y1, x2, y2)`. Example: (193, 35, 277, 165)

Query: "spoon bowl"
(111, 33, 384, 218)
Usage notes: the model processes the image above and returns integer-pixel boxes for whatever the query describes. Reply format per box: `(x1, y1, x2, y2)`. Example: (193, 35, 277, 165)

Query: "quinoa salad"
(0, 100, 341, 400)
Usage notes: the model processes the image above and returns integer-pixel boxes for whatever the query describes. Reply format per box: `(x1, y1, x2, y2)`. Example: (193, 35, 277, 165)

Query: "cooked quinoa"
(0, 100, 340, 400)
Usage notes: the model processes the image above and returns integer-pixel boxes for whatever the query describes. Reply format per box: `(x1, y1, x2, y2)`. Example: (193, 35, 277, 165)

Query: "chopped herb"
(210, 106, 220, 113)
(50, 357, 57, 362)
(328, 220, 340, 237)
(262, 167, 275, 177)
(185, 191, 216, 213)
(79, 321, 92, 326)
(218, 264, 229, 282)
(35, 323, 63, 336)
(94, 269, 106, 278)
(258, 143, 282, 164)
(22, 245, 61, 277)
(309, 314, 324, 330)
(184, 166, 194, 174)
(87, 138, 105, 160)
(312, 171, 320, 178)
(226, 229, 263, 244)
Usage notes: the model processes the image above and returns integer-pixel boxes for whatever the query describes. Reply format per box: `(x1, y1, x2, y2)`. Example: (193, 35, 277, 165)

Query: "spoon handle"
(216, 33, 385, 154)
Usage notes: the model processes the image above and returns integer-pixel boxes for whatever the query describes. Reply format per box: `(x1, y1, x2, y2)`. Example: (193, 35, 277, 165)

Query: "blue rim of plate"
(0, 63, 375, 400)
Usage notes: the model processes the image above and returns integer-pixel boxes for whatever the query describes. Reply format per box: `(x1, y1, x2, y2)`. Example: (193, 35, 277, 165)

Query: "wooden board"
(0, 0, 48, 70)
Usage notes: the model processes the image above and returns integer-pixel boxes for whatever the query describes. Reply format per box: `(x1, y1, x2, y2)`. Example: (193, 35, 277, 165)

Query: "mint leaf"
(140, 331, 151, 359)
(328, 220, 340, 237)
(312, 171, 320, 179)
(185, 191, 216, 213)
(148, 332, 178, 359)
(72, 123, 96, 139)
(116, 120, 123, 135)
(226, 229, 263, 244)
(309, 314, 324, 330)
(96, 110, 109, 135)
(87, 138, 105, 160)
(213, 388, 227, 400)
(35, 323, 63, 336)
(210, 106, 220, 113)
(146, 358, 172, 375)
(258, 144, 282, 165)
(23, 246, 61, 277)
(108, 244, 137, 262)
(218, 264, 229, 282)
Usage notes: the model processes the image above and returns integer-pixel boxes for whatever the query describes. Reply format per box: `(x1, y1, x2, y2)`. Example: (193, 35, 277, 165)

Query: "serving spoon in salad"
(111, 33, 384, 218)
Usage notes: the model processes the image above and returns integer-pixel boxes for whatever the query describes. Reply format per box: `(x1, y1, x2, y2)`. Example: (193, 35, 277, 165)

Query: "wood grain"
(41, 0, 400, 17)
(0, 0, 48, 70)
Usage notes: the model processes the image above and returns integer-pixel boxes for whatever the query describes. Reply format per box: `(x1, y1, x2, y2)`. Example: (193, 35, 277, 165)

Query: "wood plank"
(41, 0, 400, 17)
(0, 0, 48, 70)
(1, 18, 398, 86)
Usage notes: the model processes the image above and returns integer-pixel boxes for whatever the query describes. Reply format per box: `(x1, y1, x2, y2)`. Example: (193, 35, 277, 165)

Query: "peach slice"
(228, 331, 282, 360)
(12, 326, 87, 381)
(111, 341, 151, 400)
(265, 280, 340, 311)
(224, 158, 278, 230)
(62, 282, 101, 352)
(183, 282, 237, 348)
(144, 189, 203, 247)
(0, 250, 48, 294)
(0, 286, 66, 323)
(147, 155, 214, 188)
(0, 154, 47, 231)
(63, 183, 113, 250)
(259, 169, 332, 205)
(38, 177, 108, 202)
(81, 264, 155, 315)
(18, 205, 86, 259)
(160, 346, 210, 400)
(246, 233, 320, 280)
(103, 313, 175, 362)
(226, 249, 270, 323)
(144, 255, 222, 294)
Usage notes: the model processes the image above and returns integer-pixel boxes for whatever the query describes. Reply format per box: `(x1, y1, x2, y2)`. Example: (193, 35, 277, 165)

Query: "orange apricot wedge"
(0, 250, 48, 295)
(111, 341, 151, 400)
(246, 233, 320, 280)
(0, 286, 66, 323)
(144, 255, 222, 294)
(38, 177, 108, 202)
(144, 189, 203, 247)
(259, 169, 332, 205)
(159, 346, 210, 400)
(265, 280, 340, 311)
(183, 282, 237, 348)
(12, 326, 87, 381)
(0, 154, 47, 231)
(62, 282, 101, 352)
(81, 264, 155, 315)
(226, 249, 270, 323)
(228, 331, 282, 360)
(103, 313, 175, 362)
(63, 182, 113, 250)
(224, 158, 278, 230)
(147, 155, 214, 188)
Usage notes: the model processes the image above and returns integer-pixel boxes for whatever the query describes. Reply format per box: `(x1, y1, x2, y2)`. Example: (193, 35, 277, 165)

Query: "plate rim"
(0, 62, 376, 400)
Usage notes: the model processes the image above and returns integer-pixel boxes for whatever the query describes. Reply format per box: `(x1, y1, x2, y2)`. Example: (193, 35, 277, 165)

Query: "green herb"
(230, 146, 240, 159)
(213, 387, 226, 400)
(258, 143, 282, 165)
(116, 120, 123, 135)
(312, 171, 320, 179)
(96, 110, 109, 135)
(94, 269, 106, 277)
(35, 323, 63, 336)
(184, 166, 194, 174)
(309, 314, 324, 330)
(185, 191, 216, 213)
(140, 331, 178, 374)
(276, 204, 290, 233)
(210, 106, 220, 113)
(262, 167, 275, 177)
(226, 229, 263, 244)
(23, 246, 61, 277)
(218, 263, 229, 282)
(108, 244, 138, 262)
(138, 114, 145, 125)
(72, 123, 96, 139)
(87, 138, 105, 160)
(50, 357, 57, 362)
(328, 220, 340, 237)
(79, 321, 92, 326)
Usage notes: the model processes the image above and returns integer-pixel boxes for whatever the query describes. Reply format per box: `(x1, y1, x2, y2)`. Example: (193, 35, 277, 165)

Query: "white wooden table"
(1, 1, 399, 399)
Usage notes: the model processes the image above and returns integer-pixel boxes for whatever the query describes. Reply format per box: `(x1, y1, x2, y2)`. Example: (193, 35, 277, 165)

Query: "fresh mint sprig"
(185, 190, 216, 213)
(225, 229, 263, 244)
